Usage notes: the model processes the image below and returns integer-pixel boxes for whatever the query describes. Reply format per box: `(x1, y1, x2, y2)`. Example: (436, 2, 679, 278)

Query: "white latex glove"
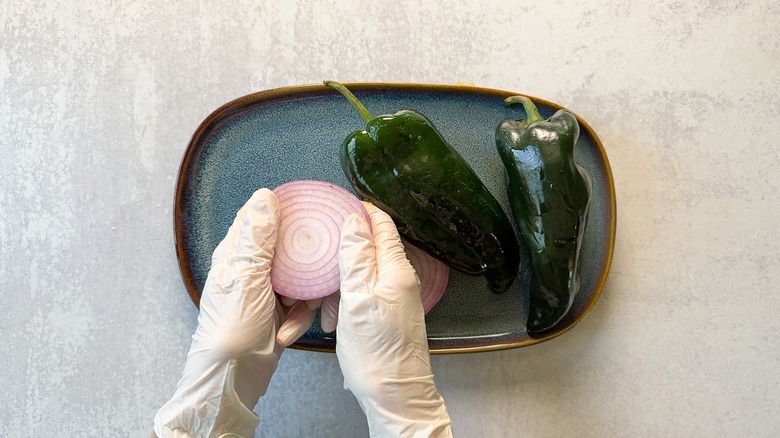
(154, 188, 321, 438)
(336, 202, 453, 438)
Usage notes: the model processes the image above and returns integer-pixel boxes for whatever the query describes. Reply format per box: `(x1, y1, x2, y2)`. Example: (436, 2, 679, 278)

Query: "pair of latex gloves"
(153, 189, 452, 438)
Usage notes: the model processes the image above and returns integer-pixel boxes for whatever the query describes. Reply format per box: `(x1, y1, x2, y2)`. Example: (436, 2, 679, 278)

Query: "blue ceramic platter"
(174, 83, 616, 354)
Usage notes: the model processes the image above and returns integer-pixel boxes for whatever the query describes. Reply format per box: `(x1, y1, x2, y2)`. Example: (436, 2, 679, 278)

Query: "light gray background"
(2, 1, 779, 437)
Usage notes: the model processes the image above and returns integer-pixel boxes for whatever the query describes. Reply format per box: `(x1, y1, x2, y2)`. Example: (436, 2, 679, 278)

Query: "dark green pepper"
(496, 96, 592, 335)
(325, 81, 520, 293)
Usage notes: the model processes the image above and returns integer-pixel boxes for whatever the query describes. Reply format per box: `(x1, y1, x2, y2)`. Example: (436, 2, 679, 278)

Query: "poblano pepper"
(496, 96, 592, 335)
(325, 81, 520, 293)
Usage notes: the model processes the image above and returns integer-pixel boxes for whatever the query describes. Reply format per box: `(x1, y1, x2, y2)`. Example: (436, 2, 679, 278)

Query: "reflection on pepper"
(496, 96, 592, 335)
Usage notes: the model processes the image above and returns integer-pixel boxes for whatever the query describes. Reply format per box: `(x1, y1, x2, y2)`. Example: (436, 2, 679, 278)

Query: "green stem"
(504, 95, 543, 124)
(324, 81, 373, 122)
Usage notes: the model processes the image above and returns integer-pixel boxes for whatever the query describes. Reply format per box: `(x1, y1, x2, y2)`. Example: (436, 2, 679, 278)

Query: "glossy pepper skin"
(496, 96, 592, 335)
(325, 81, 520, 293)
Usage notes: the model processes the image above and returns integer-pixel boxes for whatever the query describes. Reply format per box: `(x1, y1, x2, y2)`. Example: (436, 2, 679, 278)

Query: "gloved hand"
(154, 188, 327, 438)
(336, 202, 453, 438)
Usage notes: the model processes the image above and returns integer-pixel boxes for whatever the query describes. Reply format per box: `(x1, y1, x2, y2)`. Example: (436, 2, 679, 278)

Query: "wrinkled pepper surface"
(496, 96, 592, 334)
(325, 81, 520, 293)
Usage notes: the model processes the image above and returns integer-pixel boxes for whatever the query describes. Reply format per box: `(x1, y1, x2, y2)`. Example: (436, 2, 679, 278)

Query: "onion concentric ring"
(271, 180, 450, 312)
(271, 180, 369, 300)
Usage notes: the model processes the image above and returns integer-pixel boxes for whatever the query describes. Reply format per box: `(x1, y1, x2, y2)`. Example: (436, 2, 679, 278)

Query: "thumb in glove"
(336, 202, 453, 438)
(155, 189, 283, 438)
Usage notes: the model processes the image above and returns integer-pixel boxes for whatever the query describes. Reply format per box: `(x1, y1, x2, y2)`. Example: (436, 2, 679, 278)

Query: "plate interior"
(175, 84, 615, 353)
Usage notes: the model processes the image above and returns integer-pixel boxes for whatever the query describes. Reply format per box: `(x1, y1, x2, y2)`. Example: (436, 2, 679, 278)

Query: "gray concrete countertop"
(2, 1, 778, 436)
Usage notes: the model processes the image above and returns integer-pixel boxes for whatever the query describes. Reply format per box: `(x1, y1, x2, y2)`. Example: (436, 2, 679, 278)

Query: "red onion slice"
(271, 180, 369, 300)
(271, 180, 449, 311)
(403, 238, 450, 314)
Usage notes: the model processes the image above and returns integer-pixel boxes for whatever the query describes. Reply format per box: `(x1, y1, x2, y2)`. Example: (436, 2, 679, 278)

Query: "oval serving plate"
(174, 83, 616, 354)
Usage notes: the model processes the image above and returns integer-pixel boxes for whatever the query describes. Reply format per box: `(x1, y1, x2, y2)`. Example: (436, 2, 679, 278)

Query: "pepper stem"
(324, 81, 373, 123)
(504, 95, 544, 124)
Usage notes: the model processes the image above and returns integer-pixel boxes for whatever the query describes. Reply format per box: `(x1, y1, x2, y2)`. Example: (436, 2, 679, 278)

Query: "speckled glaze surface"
(175, 83, 616, 353)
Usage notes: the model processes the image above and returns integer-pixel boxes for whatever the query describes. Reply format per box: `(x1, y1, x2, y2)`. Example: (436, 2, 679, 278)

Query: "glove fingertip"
(305, 297, 323, 310)
(320, 293, 340, 333)
(338, 213, 375, 274)
(276, 301, 316, 347)
(233, 188, 280, 256)
(279, 295, 298, 307)
(342, 212, 370, 237)
(247, 188, 281, 224)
